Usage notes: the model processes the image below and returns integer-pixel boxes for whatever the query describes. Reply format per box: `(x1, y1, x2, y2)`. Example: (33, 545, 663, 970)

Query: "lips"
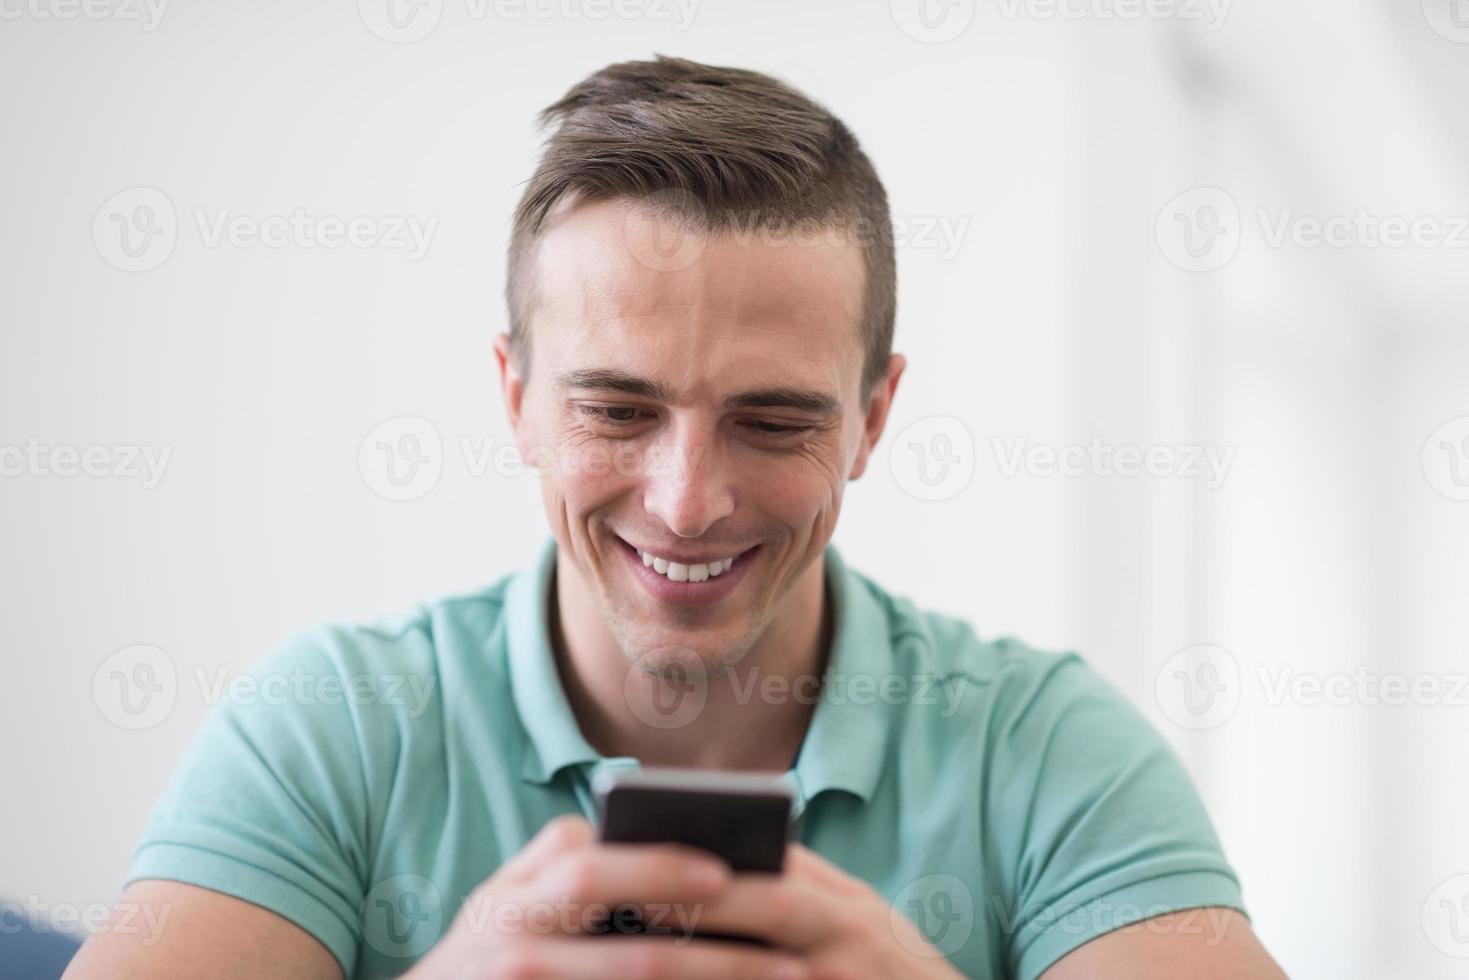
(614, 535, 757, 605)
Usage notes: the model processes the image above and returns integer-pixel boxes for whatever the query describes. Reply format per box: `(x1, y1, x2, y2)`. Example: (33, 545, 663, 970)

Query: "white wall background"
(2, 1, 1467, 977)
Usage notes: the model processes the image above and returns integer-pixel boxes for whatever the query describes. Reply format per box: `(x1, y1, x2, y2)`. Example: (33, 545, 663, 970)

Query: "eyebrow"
(555, 369, 840, 417)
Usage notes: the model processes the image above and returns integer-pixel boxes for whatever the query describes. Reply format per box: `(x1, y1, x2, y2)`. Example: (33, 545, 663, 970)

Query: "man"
(67, 57, 1287, 979)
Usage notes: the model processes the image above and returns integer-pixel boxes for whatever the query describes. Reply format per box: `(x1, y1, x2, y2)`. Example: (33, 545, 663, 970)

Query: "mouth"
(614, 535, 759, 606)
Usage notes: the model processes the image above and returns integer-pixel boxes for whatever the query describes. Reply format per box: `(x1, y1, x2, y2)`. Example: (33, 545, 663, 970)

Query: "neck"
(551, 551, 833, 773)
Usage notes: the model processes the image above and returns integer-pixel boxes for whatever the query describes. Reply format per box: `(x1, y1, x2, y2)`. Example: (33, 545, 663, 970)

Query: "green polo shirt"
(127, 537, 1246, 979)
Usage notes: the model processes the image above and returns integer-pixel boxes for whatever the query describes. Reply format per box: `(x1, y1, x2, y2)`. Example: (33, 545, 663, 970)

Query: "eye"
(741, 419, 815, 438)
(578, 405, 651, 427)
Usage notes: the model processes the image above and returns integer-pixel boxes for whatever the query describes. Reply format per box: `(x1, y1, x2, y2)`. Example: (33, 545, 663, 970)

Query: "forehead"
(528, 198, 867, 399)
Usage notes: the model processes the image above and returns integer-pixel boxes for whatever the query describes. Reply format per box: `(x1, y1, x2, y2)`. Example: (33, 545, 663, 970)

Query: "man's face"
(498, 197, 901, 674)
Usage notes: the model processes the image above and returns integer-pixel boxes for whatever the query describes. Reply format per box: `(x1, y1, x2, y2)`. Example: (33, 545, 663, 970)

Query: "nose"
(641, 423, 735, 538)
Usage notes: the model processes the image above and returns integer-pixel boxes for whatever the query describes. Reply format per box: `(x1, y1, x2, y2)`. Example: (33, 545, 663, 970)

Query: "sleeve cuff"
(1015, 870, 1249, 980)
(126, 842, 359, 978)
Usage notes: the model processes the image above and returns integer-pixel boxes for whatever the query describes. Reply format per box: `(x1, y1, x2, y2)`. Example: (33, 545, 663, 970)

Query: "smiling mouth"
(614, 535, 758, 597)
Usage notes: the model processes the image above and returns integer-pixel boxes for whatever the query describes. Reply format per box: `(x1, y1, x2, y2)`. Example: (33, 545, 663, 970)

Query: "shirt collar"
(506, 536, 601, 784)
(506, 536, 893, 807)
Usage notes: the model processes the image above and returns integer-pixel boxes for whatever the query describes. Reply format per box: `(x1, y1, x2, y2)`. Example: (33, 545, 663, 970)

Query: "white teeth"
(637, 549, 739, 581)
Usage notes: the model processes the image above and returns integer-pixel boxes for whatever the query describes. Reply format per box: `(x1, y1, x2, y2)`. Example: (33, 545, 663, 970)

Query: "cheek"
(543, 435, 644, 516)
(758, 443, 848, 523)
(557, 470, 634, 514)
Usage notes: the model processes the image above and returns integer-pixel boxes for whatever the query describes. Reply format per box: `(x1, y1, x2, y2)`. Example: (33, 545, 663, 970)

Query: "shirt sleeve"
(125, 630, 377, 978)
(983, 648, 1247, 980)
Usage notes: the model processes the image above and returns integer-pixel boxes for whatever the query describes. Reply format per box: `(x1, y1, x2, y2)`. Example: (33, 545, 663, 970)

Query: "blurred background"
(3, 1, 1468, 977)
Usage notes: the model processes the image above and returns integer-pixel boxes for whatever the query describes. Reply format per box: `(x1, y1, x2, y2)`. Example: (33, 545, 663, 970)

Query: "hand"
(403, 816, 810, 980)
(689, 844, 966, 980)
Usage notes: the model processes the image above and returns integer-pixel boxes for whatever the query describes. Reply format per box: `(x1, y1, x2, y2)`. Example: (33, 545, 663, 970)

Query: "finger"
(785, 844, 865, 895)
(681, 875, 840, 952)
(525, 843, 733, 920)
(491, 935, 809, 980)
(495, 816, 596, 886)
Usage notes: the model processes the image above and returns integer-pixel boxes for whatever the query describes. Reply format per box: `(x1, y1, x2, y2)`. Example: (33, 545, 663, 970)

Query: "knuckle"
(494, 944, 547, 980)
(619, 944, 669, 980)
(541, 815, 589, 849)
(763, 885, 803, 922)
(553, 853, 599, 903)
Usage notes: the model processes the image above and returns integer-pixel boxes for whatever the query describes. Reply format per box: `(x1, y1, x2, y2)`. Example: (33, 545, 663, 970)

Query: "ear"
(848, 353, 906, 481)
(494, 331, 526, 438)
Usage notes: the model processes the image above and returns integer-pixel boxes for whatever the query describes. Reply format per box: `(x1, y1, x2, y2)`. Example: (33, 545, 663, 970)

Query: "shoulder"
(848, 563, 1107, 723)
(195, 576, 519, 784)
(250, 576, 515, 699)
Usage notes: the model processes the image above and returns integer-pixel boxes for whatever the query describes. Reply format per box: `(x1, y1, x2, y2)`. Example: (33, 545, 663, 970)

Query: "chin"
(613, 622, 753, 679)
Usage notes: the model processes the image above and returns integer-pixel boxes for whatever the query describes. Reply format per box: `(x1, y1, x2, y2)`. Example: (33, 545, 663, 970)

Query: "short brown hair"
(506, 55, 896, 401)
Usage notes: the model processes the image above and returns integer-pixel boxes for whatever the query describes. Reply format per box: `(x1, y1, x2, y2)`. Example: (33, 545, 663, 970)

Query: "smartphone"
(593, 766, 794, 873)
(590, 767, 794, 943)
